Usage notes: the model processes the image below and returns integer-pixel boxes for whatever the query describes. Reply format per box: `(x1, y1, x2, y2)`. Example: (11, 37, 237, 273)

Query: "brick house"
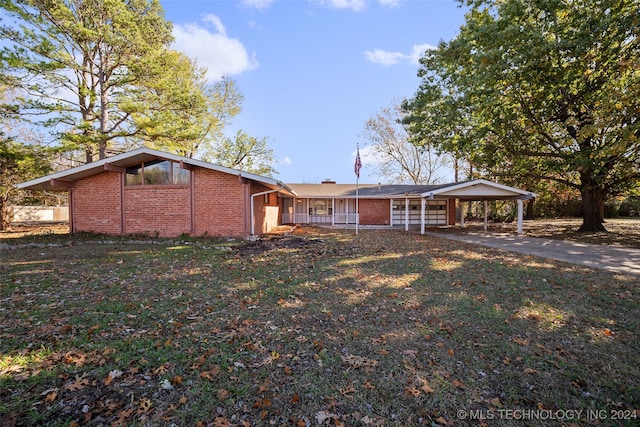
(18, 148, 536, 237)
(17, 148, 295, 237)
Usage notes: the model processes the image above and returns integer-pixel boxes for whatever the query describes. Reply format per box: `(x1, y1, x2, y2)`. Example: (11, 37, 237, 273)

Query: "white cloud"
(281, 156, 293, 167)
(324, 0, 367, 12)
(408, 43, 435, 64)
(364, 49, 404, 66)
(365, 43, 435, 66)
(321, 0, 399, 11)
(357, 145, 385, 166)
(240, 0, 276, 9)
(172, 14, 259, 81)
(377, 0, 400, 7)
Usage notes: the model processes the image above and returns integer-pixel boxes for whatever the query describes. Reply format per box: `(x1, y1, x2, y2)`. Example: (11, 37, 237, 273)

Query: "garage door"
(392, 200, 447, 225)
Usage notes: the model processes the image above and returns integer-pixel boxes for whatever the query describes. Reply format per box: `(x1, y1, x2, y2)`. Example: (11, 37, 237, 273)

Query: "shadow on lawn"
(1, 227, 638, 426)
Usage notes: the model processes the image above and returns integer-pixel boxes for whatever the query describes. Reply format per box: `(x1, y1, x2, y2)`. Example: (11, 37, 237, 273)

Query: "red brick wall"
(69, 166, 287, 237)
(447, 198, 456, 225)
(72, 172, 121, 234)
(359, 199, 390, 225)
(193, 169, 248, 237)
(124, 186, 190, 237)
(250, 184, 281, 235)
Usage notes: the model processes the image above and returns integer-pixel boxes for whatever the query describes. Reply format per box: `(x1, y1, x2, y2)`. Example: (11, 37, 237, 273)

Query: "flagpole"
(356, 172, 359, 235)
(354, 144, 361, 235)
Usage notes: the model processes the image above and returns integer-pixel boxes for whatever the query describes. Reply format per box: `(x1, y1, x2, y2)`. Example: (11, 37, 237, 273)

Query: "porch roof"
(287, 182, 460, 199)
(423, 179, 537, 200)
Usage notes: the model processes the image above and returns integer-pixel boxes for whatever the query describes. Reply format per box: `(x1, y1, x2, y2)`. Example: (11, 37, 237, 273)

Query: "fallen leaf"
(420, 381, 434, 394)
(362, 380, 376, 390)
(316, 411, 339, 424)
(137, 398, 152, 415)
(435, 416, 449, 425)
(340, 354, 378, 371)
(405, 385, 421, 397)
(452, 379, 464, 389)
(217, 389, 230, 401)
(104, 369, 123, 386)
(66, 374, 91, 391)
(340, 385, 356, 399)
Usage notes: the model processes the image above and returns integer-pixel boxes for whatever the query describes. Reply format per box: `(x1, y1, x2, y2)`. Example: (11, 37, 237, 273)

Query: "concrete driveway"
(426, 231, 640, 276)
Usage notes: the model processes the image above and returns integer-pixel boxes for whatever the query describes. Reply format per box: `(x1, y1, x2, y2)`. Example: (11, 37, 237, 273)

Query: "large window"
(310, 199, 332, 215)
(126, 160, 190, 186)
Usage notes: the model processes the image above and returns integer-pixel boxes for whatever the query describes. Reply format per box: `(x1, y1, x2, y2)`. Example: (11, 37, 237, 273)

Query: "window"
(126, 165, 143, 185)
(125, 160, 190, 186)
(312, 199, 331, 215)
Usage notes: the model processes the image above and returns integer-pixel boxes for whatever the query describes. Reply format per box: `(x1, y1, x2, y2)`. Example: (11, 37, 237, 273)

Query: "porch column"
(460, 199, 465, 228)
(517, 199, 523, 234)
(405, 198, 409, 231)
(420, 197, 426, 235)
(331, 198, 335, 225)
(483, 200, 488, 231)
(390, 199, 394, 227)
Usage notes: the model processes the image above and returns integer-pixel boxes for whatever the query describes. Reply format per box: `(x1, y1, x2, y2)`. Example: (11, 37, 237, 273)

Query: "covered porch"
(420, 179, 537, 235)
(281, 197, 359, 225)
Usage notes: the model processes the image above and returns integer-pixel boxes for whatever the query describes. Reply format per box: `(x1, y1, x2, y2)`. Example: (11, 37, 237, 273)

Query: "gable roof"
(16, 147, 297, 195)
(422, 179, 537, 200)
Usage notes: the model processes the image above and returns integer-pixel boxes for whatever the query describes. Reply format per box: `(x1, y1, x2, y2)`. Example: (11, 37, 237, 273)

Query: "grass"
(1, 225, 639, 426)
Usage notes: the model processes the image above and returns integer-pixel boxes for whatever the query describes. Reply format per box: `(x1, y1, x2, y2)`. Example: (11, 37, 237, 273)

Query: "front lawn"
(1, 227, 638, 426)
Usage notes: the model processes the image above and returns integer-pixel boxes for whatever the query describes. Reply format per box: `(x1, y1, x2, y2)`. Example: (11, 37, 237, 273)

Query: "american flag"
(354, 146, 362, 178)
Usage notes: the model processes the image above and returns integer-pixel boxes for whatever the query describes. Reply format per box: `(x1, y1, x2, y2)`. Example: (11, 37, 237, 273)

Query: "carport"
(420, 179, 537, 235)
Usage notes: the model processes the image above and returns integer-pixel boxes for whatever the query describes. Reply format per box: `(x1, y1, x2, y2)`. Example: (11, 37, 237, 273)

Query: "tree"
(0, 0, 175, 161)
(0, 135, 51, 230)
(210, 130, 277, 177)
(132, 52, 244, 160)
(405, 0, 640, 231)
(362, 100, 449, 185)
(0, 84, 52, 229)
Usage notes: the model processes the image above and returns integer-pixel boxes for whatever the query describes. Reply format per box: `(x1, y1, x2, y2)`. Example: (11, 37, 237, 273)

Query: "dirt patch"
(236, 235, 325, 256)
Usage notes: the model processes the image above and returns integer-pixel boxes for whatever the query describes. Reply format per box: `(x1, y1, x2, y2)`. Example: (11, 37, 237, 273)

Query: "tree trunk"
(525, 198, 535, 219)
(579, 187, 607, 232)
(0, 196, 11, 231)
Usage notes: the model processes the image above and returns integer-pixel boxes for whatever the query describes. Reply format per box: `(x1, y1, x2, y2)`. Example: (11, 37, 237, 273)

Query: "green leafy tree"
(0, 0, 174, 161)
(210, 130, 277, 177)
(132, 51, 243, 159)
(405, 0, 640, 231)
(0, 85, 51, 229)
(0, 134, 51, 230)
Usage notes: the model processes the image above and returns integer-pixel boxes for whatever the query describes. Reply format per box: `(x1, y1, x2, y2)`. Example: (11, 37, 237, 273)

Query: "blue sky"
(161, 0, 468, 184)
